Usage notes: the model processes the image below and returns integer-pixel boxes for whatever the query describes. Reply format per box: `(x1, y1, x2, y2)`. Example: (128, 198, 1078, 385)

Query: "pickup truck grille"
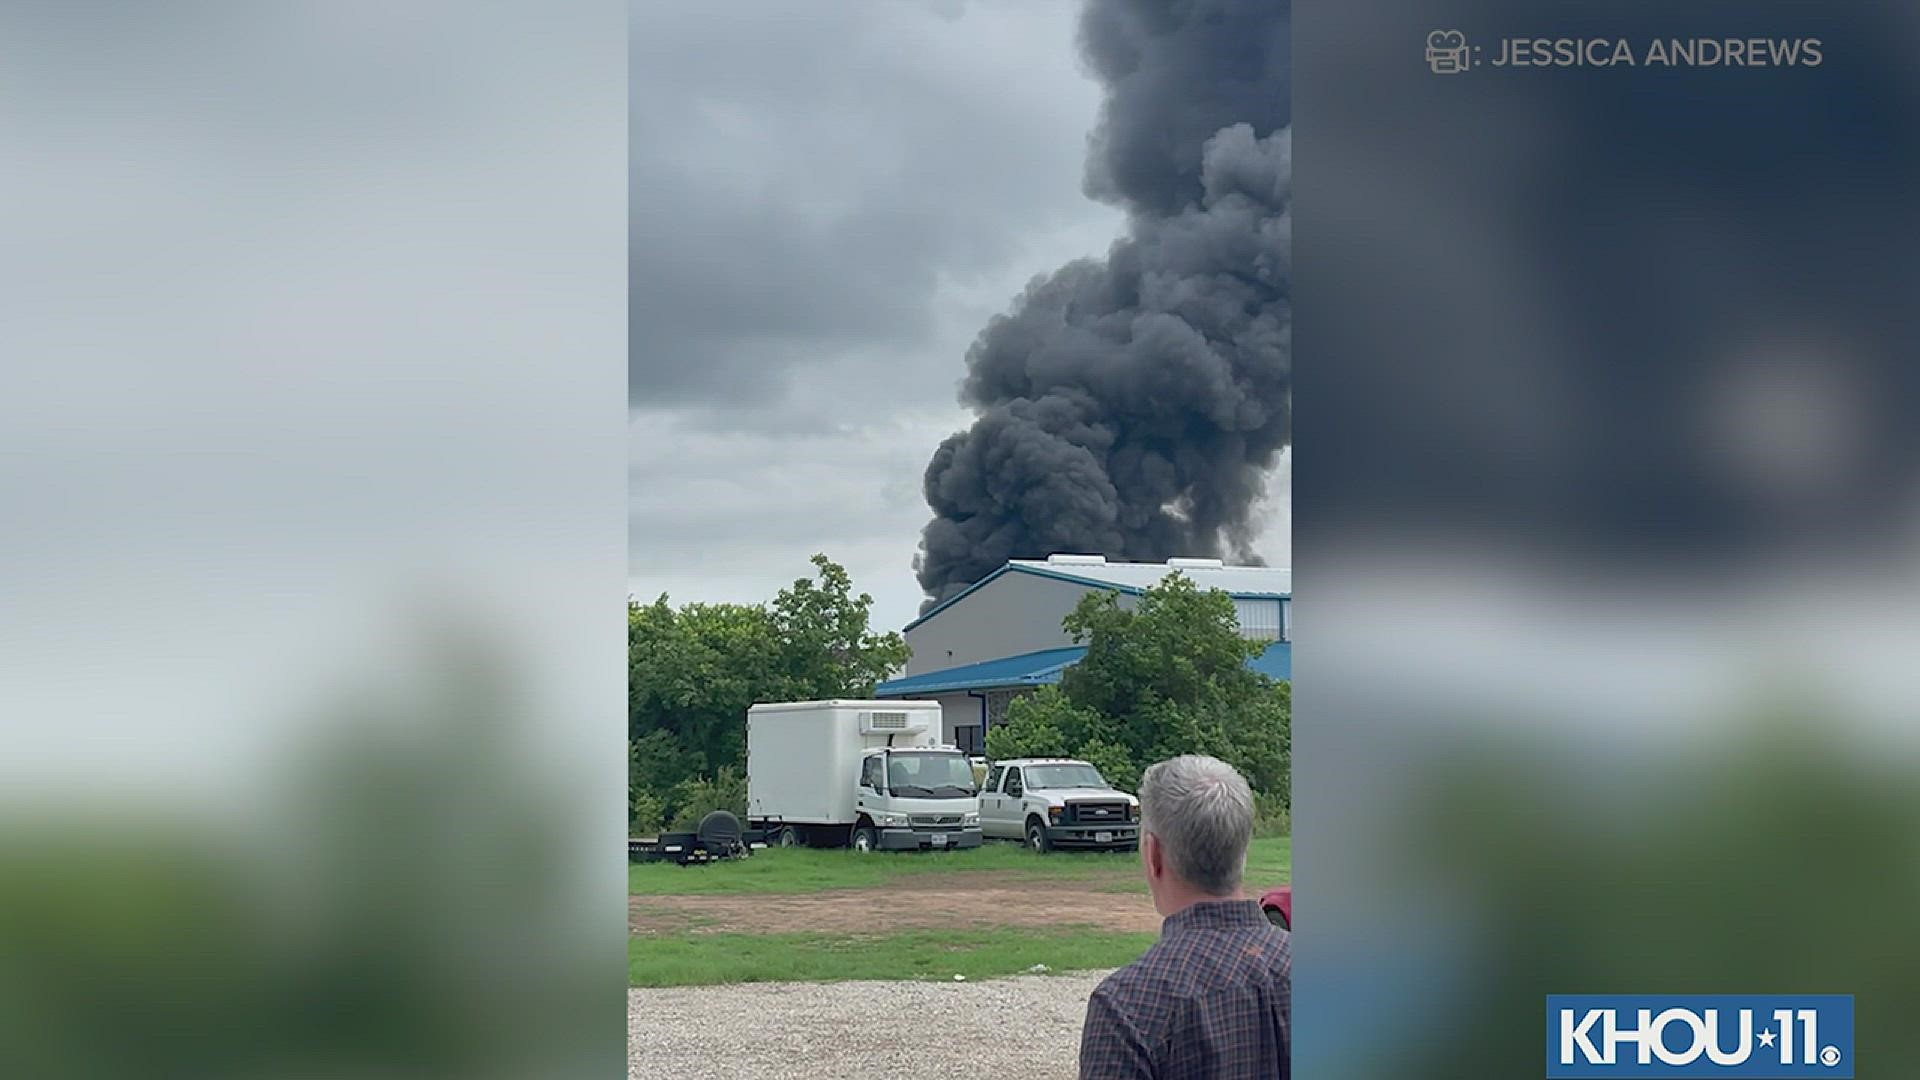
(1067, 801, 1129, 825)
(910, 814, 964, 829)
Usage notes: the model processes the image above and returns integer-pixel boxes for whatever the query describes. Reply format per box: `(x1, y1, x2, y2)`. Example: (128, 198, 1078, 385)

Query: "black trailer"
(628, 810, 762, 865)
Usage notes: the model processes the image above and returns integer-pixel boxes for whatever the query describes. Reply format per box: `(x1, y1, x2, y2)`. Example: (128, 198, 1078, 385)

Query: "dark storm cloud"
(628, 1, 1116, 410)
(626, 1, 1142, 629)
(628, 193, 937, 405)
(916, 0, 1291, 607)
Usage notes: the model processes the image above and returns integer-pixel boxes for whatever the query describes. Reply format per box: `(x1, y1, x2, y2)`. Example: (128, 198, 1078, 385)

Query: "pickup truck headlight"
(872, 811, 908, 828)
(961, 811, 979, 827)
(1047, 806, 1063, 823)
(1128, 803, 1140, 821)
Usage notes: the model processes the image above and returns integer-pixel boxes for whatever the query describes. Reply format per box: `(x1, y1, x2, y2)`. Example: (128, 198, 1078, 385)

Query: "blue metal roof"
(874, 640, 1292, 698)
(1250, 639, 1291, 681)
(874, 646, 1086, 697)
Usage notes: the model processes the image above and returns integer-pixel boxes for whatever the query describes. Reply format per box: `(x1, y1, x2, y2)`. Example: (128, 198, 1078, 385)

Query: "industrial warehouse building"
(874, 554, 1291, 755)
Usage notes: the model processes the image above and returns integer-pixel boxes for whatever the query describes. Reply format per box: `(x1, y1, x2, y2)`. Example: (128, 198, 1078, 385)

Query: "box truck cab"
(746, 700, 983, 853)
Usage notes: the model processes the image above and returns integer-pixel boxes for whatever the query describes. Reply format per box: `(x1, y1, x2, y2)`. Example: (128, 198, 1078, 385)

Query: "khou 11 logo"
(1547, 996, 1853, 1078)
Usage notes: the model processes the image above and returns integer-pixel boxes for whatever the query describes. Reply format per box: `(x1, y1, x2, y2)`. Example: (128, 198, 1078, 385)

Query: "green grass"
(629, 840, 1136, 895)
(629, 835, 1289, 896)
(1245, 835, 1291, 886)
(630, 926, 1159, 987)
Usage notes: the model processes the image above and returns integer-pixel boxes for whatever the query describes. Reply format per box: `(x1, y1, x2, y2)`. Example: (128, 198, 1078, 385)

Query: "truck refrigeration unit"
(746, 700, 983, 853)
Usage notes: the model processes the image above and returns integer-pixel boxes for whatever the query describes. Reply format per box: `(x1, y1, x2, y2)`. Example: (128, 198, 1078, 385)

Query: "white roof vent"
(1047, 554, 1108, 565)
(1166, 557, 1225, 568)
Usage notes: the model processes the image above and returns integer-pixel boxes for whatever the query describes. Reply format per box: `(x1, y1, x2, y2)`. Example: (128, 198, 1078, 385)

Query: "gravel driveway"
(628, 970, 1113, 1080)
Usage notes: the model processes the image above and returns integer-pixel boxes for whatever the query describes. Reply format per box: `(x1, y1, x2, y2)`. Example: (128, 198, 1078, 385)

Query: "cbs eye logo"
(1426, 29, 1470, 73)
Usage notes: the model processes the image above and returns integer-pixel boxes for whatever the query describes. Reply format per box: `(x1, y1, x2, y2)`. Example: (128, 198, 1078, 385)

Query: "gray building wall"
(935, 691, 982, 753)
(903, 689, 1030, 757)
(904, 571, 1110, 676)
(1233, 596, 1288, 641)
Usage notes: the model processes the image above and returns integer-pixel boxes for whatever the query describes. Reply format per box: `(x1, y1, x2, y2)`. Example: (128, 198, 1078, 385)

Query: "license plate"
(931, 834, 948, 847)
(1095, 831, 1112, 844)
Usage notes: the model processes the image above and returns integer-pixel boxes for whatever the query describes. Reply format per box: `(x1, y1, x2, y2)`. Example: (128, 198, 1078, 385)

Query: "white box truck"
(746, 700, 983, 853)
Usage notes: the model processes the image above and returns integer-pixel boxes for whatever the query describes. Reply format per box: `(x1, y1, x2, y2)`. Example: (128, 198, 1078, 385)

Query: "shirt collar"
(1162, 898, 1268, 933)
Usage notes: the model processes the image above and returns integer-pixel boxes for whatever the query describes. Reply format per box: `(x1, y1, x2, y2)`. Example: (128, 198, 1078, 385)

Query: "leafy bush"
(985, 687, 1080, 760)
(628, 791, 664, 837)
(664, 768, 747, 831)
(1253, 792, 1291, 838)
(1078, 736, 1140, 794)
(631, 730, 699, 804)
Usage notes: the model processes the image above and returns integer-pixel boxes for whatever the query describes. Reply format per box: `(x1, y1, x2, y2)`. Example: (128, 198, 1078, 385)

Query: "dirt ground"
(629, 869, 1162, 935)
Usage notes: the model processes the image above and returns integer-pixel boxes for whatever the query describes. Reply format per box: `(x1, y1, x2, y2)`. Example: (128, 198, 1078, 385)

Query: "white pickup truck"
(977, 757, 1140, 852)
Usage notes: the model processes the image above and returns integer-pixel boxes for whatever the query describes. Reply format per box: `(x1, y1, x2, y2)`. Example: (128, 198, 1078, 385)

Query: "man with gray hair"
(1079, 754, 1290, 1079)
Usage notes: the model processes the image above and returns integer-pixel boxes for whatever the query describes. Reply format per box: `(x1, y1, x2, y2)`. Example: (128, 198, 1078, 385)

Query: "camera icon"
(1426, 29, 1469, 74)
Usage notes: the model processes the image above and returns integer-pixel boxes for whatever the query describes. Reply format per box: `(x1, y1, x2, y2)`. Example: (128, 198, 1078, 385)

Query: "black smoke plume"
(915, 0, 1291, 610)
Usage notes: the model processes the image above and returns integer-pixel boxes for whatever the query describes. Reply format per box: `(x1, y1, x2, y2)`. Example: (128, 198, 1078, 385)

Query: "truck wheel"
(852, 825, 878, 853)
(1026, 820, 1052, 853)
(777, 826, 800, 848)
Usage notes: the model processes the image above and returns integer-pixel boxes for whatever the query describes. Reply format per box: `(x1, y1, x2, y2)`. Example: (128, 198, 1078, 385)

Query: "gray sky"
(630, 0, 1289, 633)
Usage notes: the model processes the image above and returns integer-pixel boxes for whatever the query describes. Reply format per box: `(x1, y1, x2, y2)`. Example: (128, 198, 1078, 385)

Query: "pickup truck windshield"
(885, 752, 976, 798)
(1023, 764, 1109, 790)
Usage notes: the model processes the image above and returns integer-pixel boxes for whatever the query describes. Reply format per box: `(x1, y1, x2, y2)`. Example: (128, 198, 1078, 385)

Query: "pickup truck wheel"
(851, 825, 877, 853)
(1026, 820, 1052, 853)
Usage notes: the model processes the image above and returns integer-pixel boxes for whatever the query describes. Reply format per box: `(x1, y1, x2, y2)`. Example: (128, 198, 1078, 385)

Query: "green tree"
(985, 686, 1084, 761)
(628, 597, 779, 777)
(987, 574, 1290, 807)
(766, 554, 907, 699)
(628, 555, 907, 832)
(630, 730, 700, 831)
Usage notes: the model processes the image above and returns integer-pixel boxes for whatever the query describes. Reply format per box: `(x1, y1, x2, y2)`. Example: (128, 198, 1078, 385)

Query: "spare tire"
(697, 809, 743, 849)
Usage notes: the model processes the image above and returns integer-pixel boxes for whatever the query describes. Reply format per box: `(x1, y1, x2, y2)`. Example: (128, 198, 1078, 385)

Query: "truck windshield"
(1023, 763, 1109, 790)
(885, 752, 976, 798)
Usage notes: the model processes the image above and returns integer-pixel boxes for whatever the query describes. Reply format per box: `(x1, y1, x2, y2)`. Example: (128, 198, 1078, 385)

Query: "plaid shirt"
(1079, 899, 1291, 1080)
